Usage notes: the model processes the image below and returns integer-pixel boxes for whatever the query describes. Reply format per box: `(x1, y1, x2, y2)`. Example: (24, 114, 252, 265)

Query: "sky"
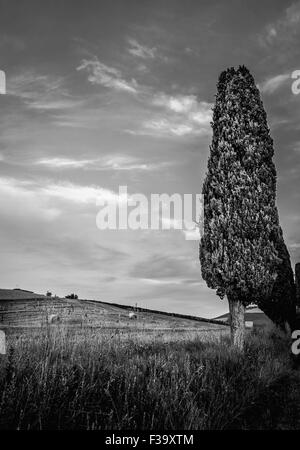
(0, 0, 299, 318)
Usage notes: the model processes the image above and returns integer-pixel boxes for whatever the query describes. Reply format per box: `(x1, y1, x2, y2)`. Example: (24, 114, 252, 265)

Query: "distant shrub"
(65, 293, 78, 299)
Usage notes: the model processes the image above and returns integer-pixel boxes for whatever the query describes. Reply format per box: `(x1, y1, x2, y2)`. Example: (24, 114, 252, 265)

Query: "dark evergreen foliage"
(258, 231, 295, 328)
(200, 66, 295, 326)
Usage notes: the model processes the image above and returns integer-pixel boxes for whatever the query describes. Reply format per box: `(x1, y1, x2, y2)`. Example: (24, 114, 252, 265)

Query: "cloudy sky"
(0, 0, 299, 318)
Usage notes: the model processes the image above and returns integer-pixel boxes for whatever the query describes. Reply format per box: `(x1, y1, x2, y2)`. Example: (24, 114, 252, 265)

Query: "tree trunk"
(228, 297, 245, 350)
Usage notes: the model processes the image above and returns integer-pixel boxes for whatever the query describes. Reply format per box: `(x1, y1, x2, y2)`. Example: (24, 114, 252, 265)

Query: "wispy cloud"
(77, 58, 138, 93)
(259, 73, 290, 94)
(36, 157, 96, 169)
(127, 94, 212, 137)
(129, 254, 201, 285)
(8, 71, 80, 110)
(153, 94, 198, 113)
(153, 94, 212, 124)
(35, 155, 171, 171)
(0, 176, 129, 207)
(127, 38, 156, 59)
(98, 155, 171, 171)
(160, 217, 200, 241)
(0, 177, 61, 221)
(259, 1, 300, 46)
(290, 242, 300, 249)
(43, 181, 127, 205)
(141, 120, 196, 137)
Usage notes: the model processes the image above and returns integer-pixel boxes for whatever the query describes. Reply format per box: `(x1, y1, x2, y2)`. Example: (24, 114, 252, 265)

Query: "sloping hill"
(0, 289, 228, 333)
(0, 288, 46, 300)
(214, 305, 273, 328)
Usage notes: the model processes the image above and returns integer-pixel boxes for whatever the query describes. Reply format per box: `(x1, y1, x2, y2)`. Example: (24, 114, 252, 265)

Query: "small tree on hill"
(200, 65, 292, 349)
(65, 293, 78, 299)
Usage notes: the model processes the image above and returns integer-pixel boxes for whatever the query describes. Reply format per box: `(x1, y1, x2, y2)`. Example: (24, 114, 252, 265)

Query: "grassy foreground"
(0, 326, 299, 430)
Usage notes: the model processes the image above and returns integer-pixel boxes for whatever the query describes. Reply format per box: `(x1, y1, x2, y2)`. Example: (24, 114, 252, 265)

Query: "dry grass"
(0, 325, 299, 430)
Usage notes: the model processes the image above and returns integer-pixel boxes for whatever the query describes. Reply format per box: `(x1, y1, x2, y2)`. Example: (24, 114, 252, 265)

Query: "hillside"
(214, 305, 274, 328)
(0, 289, 228, 335)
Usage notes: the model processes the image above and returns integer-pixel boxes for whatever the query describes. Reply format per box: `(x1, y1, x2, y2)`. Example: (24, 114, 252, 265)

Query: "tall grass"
(0, 326, 299, 430)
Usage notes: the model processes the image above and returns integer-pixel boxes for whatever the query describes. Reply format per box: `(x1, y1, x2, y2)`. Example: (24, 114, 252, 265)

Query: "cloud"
(0, 176, 129, 208)
(160, 217, 200, 241)
(98, 155, 172, 171)
(153, 94, 212, 123)
(259, 73, 290, 94)
(136, 64, 148, 73)
(8, 71, 80, 110)
(42, 181, 128, 205)
(182, 228, 200, 241)
(290, 242, 300, 249)
(77, 58, 138, 93)
(127, 119, 209, 138)
(153, 94, 198, 113)
(35, 155, 171, 171)
(259, 1, 300, 46)
(0, 176, 133, 287)
(127, 94, 212, 137)
(36, 157, 96, 169)
(142, 119, 195, 137)
(264, 26, 277, 44)
(0, 177, 61, 222)
(129, 253, 201, 285)
(127, 38, 156, 59)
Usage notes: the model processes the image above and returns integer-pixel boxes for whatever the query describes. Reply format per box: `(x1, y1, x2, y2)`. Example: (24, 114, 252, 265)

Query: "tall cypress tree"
(258, 233, 296, 330)
(200, 65, 294, 348)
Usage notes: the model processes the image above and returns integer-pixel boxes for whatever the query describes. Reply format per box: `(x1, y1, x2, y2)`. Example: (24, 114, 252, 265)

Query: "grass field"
(0, 324, 299, 430)
(0, 294, 228, 331)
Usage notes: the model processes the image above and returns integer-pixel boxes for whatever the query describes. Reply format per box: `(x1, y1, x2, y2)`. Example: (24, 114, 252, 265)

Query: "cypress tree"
(258, 232, 296, 330)
(200, 65, 292, 349)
